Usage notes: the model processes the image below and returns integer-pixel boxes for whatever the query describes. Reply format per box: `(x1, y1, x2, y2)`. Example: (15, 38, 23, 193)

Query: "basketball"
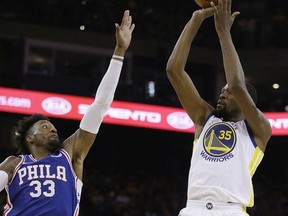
(194, 0, 218, 8)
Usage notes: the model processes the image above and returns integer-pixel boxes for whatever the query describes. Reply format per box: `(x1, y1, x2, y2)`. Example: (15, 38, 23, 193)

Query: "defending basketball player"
(166, 0, 271, 215)
(0, 10, 135, 215)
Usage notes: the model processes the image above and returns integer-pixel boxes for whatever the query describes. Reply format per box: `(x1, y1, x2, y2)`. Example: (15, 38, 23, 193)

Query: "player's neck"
(30, 148, 53, 160)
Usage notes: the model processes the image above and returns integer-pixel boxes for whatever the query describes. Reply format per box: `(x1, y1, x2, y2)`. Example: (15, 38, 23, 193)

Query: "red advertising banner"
(0, 87, 287, 135)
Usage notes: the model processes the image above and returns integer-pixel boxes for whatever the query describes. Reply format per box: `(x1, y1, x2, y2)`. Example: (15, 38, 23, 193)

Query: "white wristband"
(112, 55, 124, 60)
(0, 170, 8, 192)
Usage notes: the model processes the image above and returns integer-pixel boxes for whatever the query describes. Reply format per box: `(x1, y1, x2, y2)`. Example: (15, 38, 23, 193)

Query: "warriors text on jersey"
(3, 149, 83, 216)
(187, 114, 264, 207)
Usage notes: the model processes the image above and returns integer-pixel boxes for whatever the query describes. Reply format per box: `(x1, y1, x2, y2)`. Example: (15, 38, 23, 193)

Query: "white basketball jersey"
(187, 114, 264, 207)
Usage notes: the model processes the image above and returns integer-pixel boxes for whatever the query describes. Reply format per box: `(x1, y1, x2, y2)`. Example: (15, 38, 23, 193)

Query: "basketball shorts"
(178, 200, 249, 216)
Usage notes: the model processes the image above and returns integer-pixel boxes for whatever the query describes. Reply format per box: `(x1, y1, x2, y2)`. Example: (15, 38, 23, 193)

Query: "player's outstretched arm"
(63, 10, 135, 179)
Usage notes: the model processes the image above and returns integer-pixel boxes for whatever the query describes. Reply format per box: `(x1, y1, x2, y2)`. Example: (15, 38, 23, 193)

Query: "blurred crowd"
(0, 0, 288, 48)
(78, 168, 288, 216)
(1, 0, 288, 112)
(1, 150, 287, 216)
(1, 162, 288, 216)
(0, 1, 288, 215)
(0, 121, 287, 216)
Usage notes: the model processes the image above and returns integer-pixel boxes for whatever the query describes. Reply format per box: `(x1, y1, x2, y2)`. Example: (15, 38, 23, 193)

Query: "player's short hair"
(14, 114, 50, 155)
(245, 81, 257, 104)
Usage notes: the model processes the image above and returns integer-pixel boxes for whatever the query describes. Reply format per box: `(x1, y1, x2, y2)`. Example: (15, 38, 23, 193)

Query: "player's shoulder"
(0, 155, 22, 174)
(3, 155, 21, 164)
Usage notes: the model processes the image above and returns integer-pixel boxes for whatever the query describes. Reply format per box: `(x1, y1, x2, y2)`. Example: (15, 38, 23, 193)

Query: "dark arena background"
(1, 0, 288, 215)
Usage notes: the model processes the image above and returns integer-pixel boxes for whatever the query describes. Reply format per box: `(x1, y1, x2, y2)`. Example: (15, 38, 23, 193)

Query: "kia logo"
(41, 97, 72, 115)
(166, 112, 194, 129)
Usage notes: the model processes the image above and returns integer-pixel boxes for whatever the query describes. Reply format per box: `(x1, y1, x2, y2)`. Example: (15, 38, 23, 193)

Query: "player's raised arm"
(212, 0, 271, 151)
(166, 7, 214, 137)
(63, 10, 135, 179)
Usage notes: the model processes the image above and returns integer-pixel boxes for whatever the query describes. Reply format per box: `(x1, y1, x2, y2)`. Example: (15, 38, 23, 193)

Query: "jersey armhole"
(244, 119, 258, 149)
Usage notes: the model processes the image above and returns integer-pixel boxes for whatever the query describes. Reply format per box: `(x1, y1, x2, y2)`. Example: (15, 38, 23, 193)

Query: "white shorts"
(178, 200, 249, 216)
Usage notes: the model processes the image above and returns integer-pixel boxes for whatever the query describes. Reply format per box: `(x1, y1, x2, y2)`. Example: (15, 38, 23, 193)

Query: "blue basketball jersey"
(3, 149, 83, 216)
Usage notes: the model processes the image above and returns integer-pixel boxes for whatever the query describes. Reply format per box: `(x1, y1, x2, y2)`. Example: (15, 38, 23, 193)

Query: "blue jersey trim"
(244, 119, 257, 148)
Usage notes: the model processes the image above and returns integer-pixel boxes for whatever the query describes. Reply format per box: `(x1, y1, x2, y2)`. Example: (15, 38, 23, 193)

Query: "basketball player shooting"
(166, 0, 271, 215)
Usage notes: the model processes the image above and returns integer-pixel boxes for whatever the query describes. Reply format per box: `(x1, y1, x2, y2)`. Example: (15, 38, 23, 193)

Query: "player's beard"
(214, 108, 231, 121)
(48, 139, 63, 152)
(214, 107, 240, 121)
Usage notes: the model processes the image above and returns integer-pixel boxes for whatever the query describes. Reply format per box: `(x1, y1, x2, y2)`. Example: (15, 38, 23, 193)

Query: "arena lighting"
(272, 83, 280, 89)
(0, 87, 287, 136)
(146, 81, 155, 98)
